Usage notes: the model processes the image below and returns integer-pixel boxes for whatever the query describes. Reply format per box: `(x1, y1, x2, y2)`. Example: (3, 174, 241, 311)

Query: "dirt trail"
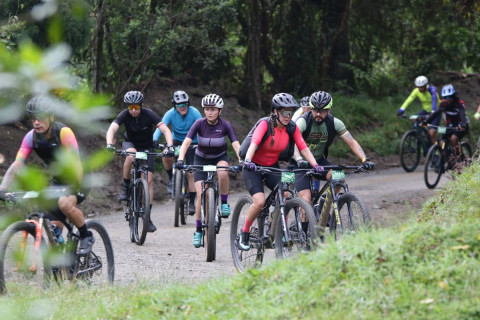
(94, 166, 447, 287)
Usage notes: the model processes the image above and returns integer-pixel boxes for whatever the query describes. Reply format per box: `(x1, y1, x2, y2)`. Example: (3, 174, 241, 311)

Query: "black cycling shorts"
(242, 163, 281, 196)
(122, 141, 155, 172)
(193, 153, 230, 182)
(173, 139, 195, 165)
(290, 158, 332, 192)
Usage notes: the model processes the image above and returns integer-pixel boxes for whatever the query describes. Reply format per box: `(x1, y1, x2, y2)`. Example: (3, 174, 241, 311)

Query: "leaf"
(450, 245, 470, 250)
(419, 298, 434, 304)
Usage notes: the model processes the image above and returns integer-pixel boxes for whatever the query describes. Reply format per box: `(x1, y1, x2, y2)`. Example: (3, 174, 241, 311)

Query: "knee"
(58, 197, 74, 213)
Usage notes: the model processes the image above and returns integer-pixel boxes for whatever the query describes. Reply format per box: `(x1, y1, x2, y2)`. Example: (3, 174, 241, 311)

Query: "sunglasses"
(176, 103, 188, 109)
(279, 110, 293, 118)
(127, 105, 141, 111)
(29, 113, 50, 121)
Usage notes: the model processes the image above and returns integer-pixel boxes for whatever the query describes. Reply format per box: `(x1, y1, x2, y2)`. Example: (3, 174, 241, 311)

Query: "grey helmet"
(123, 91, 144, 105)
(201, 94, 224, 109)
(26, 96, 54, 116)
(172, 90, 189, 106)
(300, 96, 310, 107)
(271, 93, 299, 111)
(309, 91, 333, 110)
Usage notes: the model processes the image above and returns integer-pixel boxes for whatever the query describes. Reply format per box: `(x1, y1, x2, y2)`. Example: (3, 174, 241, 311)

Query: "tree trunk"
(245, 0, 263, 110)
(91, 0, 107, 93)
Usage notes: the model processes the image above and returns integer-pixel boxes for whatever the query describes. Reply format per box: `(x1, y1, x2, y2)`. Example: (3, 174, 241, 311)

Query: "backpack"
(299, 111, 336, 159)
(239, 117, 297, 162)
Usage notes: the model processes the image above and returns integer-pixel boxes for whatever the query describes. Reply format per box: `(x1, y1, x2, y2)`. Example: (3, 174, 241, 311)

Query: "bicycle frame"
(404, 115, 432, 156)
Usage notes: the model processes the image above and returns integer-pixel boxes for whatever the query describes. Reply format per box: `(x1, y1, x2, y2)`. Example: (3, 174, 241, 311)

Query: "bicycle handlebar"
(114, 150, 172, 158)
(183, 164, 241, 173)
(0, 186, 71, 203)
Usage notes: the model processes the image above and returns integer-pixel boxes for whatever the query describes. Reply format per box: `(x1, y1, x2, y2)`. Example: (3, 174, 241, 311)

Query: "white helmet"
(201, 94, 224, 109)
(441, 84, 455, 98)
(415, 76, 428, 87)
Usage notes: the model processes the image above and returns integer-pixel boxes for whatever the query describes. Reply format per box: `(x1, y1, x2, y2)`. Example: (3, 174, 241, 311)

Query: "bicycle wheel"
(333, 192, 370, 240)
(127, 193, 135, 243)
(424, 144, 444, 189)
(174, 170, 185, 227)
(275, 197, 318, 259)
(0, 221, 52, 294)
(72, 220, 114, 287)
(230, 196, 266, 272)
(205, 187, 216, 262)
(131, 178, 150, 245)
(400, 130, 421, 172)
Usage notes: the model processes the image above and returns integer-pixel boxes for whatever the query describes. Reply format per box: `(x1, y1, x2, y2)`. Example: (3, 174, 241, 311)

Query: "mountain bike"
(230, 166, 318, 273)
(184, 164, 240, 262)
(307, 165, 371, 241)
(424, 126, 472, 189)
(171, 145, 197, 228)
(399, 114, 432, 172)
(115, 149, 170, 245)
(0, 187, 114, 295)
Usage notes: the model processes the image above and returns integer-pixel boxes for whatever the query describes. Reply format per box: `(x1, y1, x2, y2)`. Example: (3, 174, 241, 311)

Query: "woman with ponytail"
(238, 93, 323, 251)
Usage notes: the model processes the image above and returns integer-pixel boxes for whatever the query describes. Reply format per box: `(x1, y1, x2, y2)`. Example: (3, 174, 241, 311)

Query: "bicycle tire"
(174, 170, 184, 227)
(132, 178, 150, 245)
(205, 187, 216, 262)
(127, 193, 135, 243)
(230, 195, 265, 272)
(424, 144, 444, 189)
(72, 220, 115, 286)
(400, 130, 421, 172)
(331, 192, 370, 240)
(0, 221, 52, 294)
(274, 197, 318, 259)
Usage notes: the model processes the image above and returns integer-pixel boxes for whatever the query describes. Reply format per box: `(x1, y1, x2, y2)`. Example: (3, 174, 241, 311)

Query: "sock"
(149, 204, 153, 222)
(221, 194, 228, 205)
(78, 224, 88, 238)
(123, 179, 131, 190)
(189, 192, 196, 204)
(167, 169, 173, 180)
(242, 218, 254, 233)
(196, 220, 202, 233)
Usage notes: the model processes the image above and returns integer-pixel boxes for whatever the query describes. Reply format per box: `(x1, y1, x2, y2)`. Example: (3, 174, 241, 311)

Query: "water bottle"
(52, 225, 65, 244)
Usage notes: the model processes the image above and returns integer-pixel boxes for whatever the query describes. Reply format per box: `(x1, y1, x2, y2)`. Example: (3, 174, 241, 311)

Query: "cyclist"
(292, 91, 375, 205)
(237, 92, 324, 251)
(292, 96, 311, 121)
(153, 90, 202, 214)
(106, 90, 173, 232)
(0, 96, 94, 256)
(175, 93, 241, 248)
(398, 75, 441, 145)
(423, 84, 469, 169)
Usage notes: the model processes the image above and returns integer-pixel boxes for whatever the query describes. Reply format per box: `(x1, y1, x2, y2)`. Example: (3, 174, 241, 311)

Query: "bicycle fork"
(16, 218, 44, 273)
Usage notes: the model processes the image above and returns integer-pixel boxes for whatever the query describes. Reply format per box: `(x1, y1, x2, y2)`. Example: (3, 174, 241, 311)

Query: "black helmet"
(172, 90, 189, 106)
(123, 91, 144, 105)
(26, 96, 54, 116)
(309, 91, 332, 110)
(300, 96, 310, 107)
(271, 93, 299, 111)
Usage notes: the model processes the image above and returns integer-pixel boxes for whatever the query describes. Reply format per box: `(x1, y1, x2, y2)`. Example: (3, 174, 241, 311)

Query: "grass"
(1, 162, 480, 319)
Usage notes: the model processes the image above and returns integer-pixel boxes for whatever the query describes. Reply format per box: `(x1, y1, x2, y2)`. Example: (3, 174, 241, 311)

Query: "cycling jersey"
(16, 122, 79, 165)
(186, 118, 239, 159)
(296, 115, 347, 160)
(426, 98, 469, 128)
(113, 107, 163, 149)
(251, 120, 307, 166)
(400, 84, 440, 113)
(153, 106, 202, 143)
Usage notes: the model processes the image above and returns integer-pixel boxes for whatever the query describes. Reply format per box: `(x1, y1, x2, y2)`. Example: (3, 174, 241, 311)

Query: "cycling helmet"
(415, 76, 428, 87)
(26, 96, 54, 116)
(123, 91, 144, 105)
(309, 91, 333, 110)
(271, 93, 299, 111)
(172, 90, 189, 105)
(300, 96, 310, 107)
(201, 94, 224, 109)
(441, 84, 455, 97)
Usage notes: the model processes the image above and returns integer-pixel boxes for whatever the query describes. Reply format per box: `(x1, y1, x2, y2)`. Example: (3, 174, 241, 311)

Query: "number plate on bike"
(438, 127, 446, 134)
(135, 152, 148, 160)
(281, 172, 295, 183)
(174, 146, 180, 156)
(203, 165, 217, 172)
(331, 170, 345, 180)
